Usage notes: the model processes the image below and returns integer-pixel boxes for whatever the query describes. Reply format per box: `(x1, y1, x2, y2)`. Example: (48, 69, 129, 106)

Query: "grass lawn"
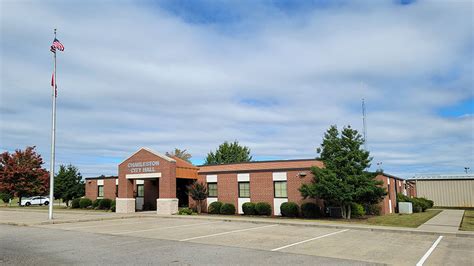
(460, 210, 474, 231)
(361, 209, 442, 228)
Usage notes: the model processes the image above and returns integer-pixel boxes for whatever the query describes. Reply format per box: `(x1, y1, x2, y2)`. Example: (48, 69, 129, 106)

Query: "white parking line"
(57, 219, 155, 230)
(112, 221, 223, 235)
(180, 224, 278, 241)
(271, 229, 349, 251)
(416, 235, 443, 266)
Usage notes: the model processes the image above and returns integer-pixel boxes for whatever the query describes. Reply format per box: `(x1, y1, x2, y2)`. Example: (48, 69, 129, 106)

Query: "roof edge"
(119, 147, 176, 165)
(198, 158, 321, 168)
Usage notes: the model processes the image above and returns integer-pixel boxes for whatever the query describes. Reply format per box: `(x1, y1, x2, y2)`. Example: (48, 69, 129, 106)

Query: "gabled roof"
(198, 159, 323, 174)
(119, 147, 176, 165)
(170, 156, 199, 169)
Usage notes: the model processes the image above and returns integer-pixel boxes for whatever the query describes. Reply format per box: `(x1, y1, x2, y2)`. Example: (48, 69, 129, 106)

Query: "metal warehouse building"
(408, 174, 474, 208)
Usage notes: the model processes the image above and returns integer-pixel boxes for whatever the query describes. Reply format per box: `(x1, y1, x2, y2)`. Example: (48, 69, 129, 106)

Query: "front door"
(135, 183, 144, 211)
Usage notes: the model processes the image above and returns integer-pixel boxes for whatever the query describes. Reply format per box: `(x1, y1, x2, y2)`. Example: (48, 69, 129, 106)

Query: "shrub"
(417, 197, 433, 211)
(79, 198, 92, 209)
(220, 203, 236, 215)
(0, 192, 12, 203)
(99, 198, 112, 210)
(255, 202, 272, 216)
(397, 193, 410, 203)
(71, 198, 81, 209)
(92, 199, 102, 208)
(351, 203, 366, 218)
(411, 198, 422, 213)
(280, 202, 299, 217)
(208, 201, 223, 214)
(366, 203, 381, 216)
(111, 200, 116, 212)
(242, 202, 256, 215)
(300, 202, 321, 218)
(178, 208, 194, 215)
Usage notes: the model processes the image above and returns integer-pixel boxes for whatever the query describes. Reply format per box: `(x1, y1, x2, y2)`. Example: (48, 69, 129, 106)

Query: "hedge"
(242, 202, 256, 215)
(79, 198, 92, 209)
(99, 198, 112, 210)
(300, 202, 321, 218)
(111, 200, 116, 212)
(220, 203, 236, 215)
(280, 202, 299, 217)
(92, 199, 102, 208)
(208, 201, 222, 214)
(365, 204, 381, 216)
(71, 198, 81, 209)
(255, 202, 272, 216)
(178, 208, 194, 215)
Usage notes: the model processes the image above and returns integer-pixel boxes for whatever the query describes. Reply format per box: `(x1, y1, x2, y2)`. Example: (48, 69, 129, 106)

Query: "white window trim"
(272, 172, 287, 181)
(206, 175, 217, 183)
(237, 173, 250, 182)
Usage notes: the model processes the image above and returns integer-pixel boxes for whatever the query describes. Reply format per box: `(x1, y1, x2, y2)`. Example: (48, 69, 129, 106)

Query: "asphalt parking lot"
(34, 216, 474, 265)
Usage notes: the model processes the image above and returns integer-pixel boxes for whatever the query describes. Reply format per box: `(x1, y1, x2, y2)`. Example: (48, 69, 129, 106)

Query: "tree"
(187, 181, 207, 213)
(0, 146, 49, 203)
(166, 148, 192, 163)
(299, 125, 386, 219)
(204, 141, 252, 165)
(54, 164, 85, 206)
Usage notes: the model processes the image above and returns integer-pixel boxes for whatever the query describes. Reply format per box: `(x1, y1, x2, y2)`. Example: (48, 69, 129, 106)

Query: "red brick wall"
(85, 180, 97, 200)
(103, 179, 117, 200)
(85, 179, 117, 200)
(196, 169, 321, 214)
(118, 149, 176, 199)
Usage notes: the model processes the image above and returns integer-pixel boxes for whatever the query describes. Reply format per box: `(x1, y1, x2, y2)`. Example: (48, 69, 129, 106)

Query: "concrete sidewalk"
(417, 209, 465, 233)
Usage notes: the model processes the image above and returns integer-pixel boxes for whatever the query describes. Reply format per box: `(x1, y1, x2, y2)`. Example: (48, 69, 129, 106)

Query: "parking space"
(33, 217, 474, 265)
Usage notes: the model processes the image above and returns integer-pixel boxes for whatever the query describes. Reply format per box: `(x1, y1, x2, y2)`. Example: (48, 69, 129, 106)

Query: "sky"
(1, 0, 473, 178)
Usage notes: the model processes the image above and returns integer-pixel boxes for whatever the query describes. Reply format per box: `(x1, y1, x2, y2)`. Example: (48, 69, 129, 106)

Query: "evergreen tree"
(204, 141, 252, 165)
(300, 125, 386, 219)
(54, 164, 85, 206)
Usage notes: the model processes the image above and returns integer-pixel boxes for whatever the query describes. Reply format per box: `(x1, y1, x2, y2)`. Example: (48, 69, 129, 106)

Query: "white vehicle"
(20, 196, 50, 206)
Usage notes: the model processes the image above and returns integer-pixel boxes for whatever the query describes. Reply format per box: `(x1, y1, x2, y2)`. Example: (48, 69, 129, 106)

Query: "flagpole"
(48, 28, 57, 220)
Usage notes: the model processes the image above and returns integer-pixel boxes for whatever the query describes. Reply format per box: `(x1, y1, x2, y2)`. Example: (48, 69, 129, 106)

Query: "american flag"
(50, 38, 64, 53)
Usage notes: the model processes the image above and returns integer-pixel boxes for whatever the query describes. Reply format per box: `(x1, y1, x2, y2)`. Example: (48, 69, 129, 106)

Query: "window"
(274, 181, 287, 198)
(116, 185, 119, 197)
(238, 182, 250, 198)
(387, 184, 391, 199)
(208, 183, 217, 197)
(98, 185, 104, 197)
(137, 184, 144, 197)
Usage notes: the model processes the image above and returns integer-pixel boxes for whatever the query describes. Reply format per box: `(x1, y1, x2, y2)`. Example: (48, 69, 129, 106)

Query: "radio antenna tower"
(362, 98, 368, 151)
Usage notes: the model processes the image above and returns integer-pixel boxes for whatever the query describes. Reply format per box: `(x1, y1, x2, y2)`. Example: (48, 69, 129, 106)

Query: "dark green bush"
(397, 193, 410, 203)
(111, 200, 116, 212)
(99, 198, 112, 210)
(220, 203, 236, 215)
(79, 198, 92, 209)
(0, 192, 12, 203)
(366, 203, 381, 216)
(255, 202, 272, 216)
(242, 202, 256, 215)
(71, 198, 81, 209)
(178, 208, 194, 215)
(208, 201, 223, 214)
(351, 203, 366, 218)
(411, 198, 422, 213)
(92, 199, 102, 208)
(300, 202, 321, 218)
(280, 202, 299, 217)
(417, 197, 433, 211)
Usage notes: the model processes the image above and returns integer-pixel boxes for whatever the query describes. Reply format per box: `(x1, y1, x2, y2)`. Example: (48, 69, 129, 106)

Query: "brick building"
(85, 147, 416, 215)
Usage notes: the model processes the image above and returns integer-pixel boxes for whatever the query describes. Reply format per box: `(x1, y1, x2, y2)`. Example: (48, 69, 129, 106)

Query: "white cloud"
(1, 0, 472, 177)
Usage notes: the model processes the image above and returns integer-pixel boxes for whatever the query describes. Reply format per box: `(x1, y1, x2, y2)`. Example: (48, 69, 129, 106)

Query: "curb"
(150, 214, 474, 238)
